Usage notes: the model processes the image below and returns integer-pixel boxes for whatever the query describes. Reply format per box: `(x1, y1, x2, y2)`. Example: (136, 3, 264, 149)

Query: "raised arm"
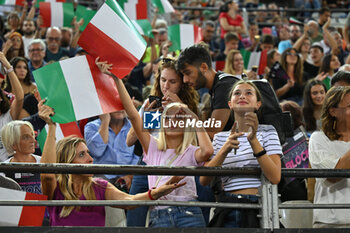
(0, 52, 24, 120)
(179, 104, 213, 163)
(323, 17, 339, 55)
(38, 99, 57, 199)
(293, 24, 308, 52)
(95, 58, 151, 154)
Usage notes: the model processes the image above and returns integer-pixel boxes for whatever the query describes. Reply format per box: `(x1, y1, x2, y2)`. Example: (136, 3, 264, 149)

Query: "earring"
(333, 118, 336, 130)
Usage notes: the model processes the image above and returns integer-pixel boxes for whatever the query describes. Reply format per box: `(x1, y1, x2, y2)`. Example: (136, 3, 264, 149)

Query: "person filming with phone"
(125, 57, 202, 226)
(200, 80, 282, 228)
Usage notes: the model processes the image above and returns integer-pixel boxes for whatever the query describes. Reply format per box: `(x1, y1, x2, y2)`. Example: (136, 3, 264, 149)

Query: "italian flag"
(132, 19, 154, 38)
(212, 60, 226, 72)
(240, 49, 268, 75)
(35, 0, 66, 7)
(78, 0, 147, 79)
(33, 55, 123, 124)
(37, 122, 83, 151)
(168, 24, 201, 52)
(0, 0, 24, 6)
(118, 0, 148, 20)
(39, 2, 74, 27)
(75, 5, 97, 31)
(0, 187, 47, 226)
(151, 0, 175, 14)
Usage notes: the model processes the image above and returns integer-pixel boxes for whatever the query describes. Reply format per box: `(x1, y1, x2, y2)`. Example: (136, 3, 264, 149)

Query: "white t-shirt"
(212, 124, 282, 191)
(309, 131, 350, 226)
(0, 111, 13, 162)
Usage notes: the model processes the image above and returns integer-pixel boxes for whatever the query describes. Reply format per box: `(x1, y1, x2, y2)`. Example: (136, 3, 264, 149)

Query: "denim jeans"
(222, 193, 259, 228)
(126, 159, 149, 226)
(149, 205, 206, 227)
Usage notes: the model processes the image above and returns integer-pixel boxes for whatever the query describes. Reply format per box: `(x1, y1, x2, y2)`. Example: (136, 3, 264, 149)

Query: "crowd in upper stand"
(0, 0, 349, 229)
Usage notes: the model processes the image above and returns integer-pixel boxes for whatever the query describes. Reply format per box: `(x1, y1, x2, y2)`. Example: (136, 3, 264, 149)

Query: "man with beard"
(278, 25, 301, 54)
(22, 19, 37, 59)
(177, 44, 240, 139)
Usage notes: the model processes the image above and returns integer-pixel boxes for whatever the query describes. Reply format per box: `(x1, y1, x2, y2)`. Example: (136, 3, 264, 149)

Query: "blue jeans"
(126, 159, 149, 226)
(149, 205, 206, 227)
(222, 193, 259, 228)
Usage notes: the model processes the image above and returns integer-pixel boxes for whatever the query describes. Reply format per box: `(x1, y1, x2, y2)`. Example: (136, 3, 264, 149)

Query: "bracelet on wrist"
(5, 65, 14, 74)
(148, 189, 155, 200)
(253, 149, 266, 158)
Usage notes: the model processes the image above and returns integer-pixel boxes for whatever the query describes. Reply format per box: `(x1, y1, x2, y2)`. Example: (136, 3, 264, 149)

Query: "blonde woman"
(40, 104, 185, 226)
(223, 50, 258, 80)
(96, 58, 213, 227)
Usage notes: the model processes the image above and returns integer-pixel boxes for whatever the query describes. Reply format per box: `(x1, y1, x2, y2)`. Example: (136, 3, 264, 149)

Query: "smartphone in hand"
(148, 95, 162, 109)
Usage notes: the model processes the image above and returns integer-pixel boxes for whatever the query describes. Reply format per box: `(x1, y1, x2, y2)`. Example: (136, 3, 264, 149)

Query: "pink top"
(219, 12, 243, 39)
(48, 178, 107, 226)
(143, 136, 203, 208)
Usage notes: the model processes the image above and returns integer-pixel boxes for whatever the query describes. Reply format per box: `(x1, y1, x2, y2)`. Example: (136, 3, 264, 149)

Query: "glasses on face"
(47, 37, 60, 42)
(291, 30, 300, 33)
(286, 52, 298, 56)
(29, 48, 44, 53)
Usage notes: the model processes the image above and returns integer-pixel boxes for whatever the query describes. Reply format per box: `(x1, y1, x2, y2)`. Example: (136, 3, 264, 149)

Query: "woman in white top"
(1, 120, 41, 193)
(200, 80, 282, 228)
(309, 86, 350, 228)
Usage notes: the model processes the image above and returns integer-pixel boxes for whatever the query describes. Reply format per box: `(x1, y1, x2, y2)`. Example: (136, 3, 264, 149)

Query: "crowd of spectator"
(0, 0, 350, 229)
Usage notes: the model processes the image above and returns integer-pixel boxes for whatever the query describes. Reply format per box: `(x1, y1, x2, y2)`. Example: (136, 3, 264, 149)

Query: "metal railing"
(1, 163, 350, 230)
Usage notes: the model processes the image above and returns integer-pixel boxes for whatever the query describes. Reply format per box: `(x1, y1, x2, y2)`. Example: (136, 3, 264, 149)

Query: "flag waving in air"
(168, 24, 201, 52)
(37, 122, 83, 151)
(151, 0, 175, 14)
(78, 0, 147, 79)
(35, 0, 66, 7)
(118, 0, 148, 20)
(0, 0, 25, 6)
(132, 19, 154, 38)
(240, 49, 268, 75)
(39, 2, 74, 27)
(33, 55, 123, 124)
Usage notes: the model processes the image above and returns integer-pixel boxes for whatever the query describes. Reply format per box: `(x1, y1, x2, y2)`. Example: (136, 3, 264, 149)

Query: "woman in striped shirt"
(200, 80, 282, 228)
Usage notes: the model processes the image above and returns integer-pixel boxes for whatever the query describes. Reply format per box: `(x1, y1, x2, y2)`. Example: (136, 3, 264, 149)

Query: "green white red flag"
(78, 0, 147, 79)
(37, 122, 83, 151)
(35, 0, 66, 7)
(151, 0, 175, 14)
(39, 2, 74, 27)
(240, 49, 268, 75)
(118, 0, 148, 20)
(75, 5, 97, 31)
(132, 19, 154, 38)
(0, 187, 47, 226)
(0, 0, 25, 6)
(168, 24, 201, 52)
(33, 55, 123, 123)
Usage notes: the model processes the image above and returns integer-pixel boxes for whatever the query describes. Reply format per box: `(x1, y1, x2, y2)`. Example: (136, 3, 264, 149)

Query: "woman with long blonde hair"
(96, 58, 213, 227)
(40, 105, 184, 226)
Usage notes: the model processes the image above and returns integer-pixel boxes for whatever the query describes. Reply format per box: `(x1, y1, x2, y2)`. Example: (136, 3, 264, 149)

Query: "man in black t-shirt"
(177, 44, 240, 138)
(304, 44, 324, 78)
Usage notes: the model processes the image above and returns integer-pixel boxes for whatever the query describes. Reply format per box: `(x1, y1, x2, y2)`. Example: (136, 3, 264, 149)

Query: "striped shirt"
(212, 124, 282, 191)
